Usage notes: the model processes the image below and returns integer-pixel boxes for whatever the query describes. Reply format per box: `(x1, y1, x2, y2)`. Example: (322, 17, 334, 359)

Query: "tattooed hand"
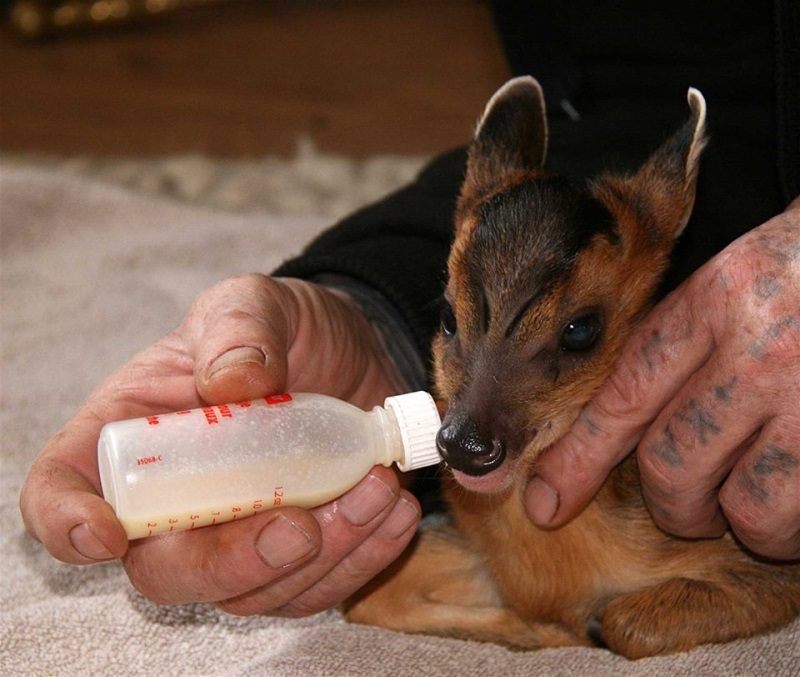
(525, 197, 800, 560)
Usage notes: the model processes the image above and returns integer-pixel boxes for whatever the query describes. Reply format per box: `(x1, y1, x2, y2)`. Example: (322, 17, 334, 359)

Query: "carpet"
(1, 151, 798, 676)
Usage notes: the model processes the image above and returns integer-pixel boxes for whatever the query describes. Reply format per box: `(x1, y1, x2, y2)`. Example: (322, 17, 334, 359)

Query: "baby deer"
(345, 77, 800, 658)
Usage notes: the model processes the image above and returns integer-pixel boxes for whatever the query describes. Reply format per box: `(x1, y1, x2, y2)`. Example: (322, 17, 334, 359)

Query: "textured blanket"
(2, 160, 798, 676)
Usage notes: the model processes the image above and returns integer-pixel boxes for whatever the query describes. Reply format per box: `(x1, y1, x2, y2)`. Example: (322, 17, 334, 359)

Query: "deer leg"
(343, 525, 589, 650)
(596, 563, 800, 659)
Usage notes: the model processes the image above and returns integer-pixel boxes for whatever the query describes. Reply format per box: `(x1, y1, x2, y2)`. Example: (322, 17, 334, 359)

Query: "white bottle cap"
(384, 391, 442, 472)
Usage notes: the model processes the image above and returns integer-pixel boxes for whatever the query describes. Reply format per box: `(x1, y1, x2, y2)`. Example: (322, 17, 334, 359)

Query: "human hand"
(524, 198, 800, 560)
(20, 275, 421, 616)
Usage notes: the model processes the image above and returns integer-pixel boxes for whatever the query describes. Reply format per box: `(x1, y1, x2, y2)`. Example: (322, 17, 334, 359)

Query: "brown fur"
(344, 77, 800, 658)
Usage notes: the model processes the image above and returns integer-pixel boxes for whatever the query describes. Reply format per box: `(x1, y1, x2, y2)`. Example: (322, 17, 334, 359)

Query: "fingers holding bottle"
(20, 415, 129, 565)
(119, 466, 420, 616)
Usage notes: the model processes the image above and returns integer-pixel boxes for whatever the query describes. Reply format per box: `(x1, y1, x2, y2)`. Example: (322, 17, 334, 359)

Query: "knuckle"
(636, 447, 684, 505)
(638, 465, 725, 539)
(595, 360, 650, 423)
(188, 273, 275, 321)
(719, 450, 800, 558)
(723, 508, 798, 559)
(122, 533, 239, 605)
(709, 244, 760, 292)
(212, 272, 273, 296)
(123, 555, 175, 605)
(703, 226, 800, 357)
(557, 436, 606, 493)
(637, 419, 691, 482)
(635, 430, 719, 533)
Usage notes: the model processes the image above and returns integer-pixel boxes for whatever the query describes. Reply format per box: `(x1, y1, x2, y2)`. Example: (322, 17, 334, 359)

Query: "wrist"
(312, 275, 428, 394)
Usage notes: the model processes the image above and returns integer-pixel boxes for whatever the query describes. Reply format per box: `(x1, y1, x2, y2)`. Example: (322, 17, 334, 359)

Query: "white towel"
(2, 163, 798, 676)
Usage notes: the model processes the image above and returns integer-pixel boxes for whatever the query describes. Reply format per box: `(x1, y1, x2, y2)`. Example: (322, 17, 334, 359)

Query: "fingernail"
(69, 523, 115, 561)
(209, 346, 266, 378)
(375, 498, 420, 540)
(256, 515, 315, 569)
(525, 476, 560, 525)
(337, 474, 396, 526)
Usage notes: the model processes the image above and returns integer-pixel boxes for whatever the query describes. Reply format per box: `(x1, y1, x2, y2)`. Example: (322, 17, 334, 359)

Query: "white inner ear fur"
(673, 87, 707, 238)
(685, 87, 707, 178)
(475, 76, 549, 167)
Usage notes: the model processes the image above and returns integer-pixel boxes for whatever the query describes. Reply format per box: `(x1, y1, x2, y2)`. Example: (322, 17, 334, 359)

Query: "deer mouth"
(436, 411, 539, 494)
(449, 460, 517, 494)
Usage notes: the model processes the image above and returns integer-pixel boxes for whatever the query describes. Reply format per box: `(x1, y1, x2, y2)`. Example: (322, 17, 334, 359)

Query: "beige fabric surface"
(1, 162, 798, 676)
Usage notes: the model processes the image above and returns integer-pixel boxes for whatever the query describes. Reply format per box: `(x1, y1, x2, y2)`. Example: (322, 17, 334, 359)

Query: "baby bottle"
(98, 391, 441, 539)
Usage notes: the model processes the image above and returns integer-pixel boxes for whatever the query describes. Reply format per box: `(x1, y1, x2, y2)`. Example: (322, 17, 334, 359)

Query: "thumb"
(523, 411, 639, 528)
(187, 274, 292, 404)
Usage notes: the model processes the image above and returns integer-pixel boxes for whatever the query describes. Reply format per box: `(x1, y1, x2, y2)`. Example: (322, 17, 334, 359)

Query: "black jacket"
(275, 0, 799, 387)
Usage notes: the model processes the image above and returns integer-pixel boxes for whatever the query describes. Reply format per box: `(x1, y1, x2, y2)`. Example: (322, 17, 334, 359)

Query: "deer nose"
(436, 413, 506, 476)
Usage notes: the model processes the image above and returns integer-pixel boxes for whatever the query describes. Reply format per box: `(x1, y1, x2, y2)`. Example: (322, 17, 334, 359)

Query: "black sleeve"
(273, 147, 467, 371)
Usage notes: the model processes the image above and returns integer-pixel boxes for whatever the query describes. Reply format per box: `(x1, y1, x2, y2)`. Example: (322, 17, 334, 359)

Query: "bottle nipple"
(384, 392, 442, 471)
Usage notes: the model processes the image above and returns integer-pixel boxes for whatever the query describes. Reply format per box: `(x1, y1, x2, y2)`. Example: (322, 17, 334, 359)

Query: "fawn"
(344, 77, 800, 658)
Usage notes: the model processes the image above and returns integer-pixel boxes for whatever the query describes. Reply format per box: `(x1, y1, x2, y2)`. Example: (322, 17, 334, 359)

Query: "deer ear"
(464, 77, 548, 192)
(629, 87, 708, 239)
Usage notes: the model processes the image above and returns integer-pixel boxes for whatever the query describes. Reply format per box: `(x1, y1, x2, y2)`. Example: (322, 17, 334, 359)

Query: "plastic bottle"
(98, 391, 441, 539)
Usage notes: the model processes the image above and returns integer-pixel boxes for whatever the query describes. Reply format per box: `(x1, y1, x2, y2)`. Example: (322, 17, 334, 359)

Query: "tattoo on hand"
(647, 424, 683, 467)
(748, 316, 800, 361)
(674, 398, 722, 446)
(742, 444, 798, 504)
(713, 377, 737, 403)
(753, 444, 799, 478)
(639, 329, 663, 371)
(753, 274, 782, 301)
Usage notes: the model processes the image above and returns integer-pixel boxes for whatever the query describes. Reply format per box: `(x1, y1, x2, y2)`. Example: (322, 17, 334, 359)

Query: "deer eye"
(440, 303, 457, 337)
(560, 312, 601, 352)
